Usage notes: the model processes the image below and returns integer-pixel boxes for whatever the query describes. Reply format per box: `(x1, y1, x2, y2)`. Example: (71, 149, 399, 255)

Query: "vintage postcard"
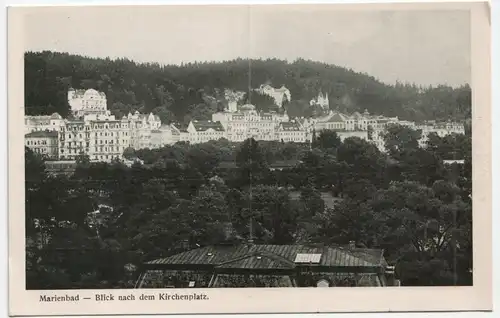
(8, 1, 492, 316)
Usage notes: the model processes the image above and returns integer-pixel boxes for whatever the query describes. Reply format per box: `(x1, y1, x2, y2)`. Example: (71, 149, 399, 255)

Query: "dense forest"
(25, 51, 472, 124)
(26, 125, 472, 289)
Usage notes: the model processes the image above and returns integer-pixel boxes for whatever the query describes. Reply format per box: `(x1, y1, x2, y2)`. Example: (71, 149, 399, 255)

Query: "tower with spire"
(310, 91, 330, 110)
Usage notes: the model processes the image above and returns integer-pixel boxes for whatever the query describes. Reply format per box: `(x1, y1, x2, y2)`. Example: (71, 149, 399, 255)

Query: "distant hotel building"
(256, 84, 292, 107)
(25, 88, 161, 162)
(310, 109, 465, 152)
(68, 88, 108, 117)
(25, 130, 59, 158)
(25, 86, 466, 160)
(25, 113, 64, 134)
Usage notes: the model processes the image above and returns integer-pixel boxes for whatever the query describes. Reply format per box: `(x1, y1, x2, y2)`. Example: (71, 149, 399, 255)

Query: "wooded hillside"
(25, 51, 471, 124)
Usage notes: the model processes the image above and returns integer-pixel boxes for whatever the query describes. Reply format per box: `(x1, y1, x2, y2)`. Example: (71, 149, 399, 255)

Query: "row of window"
(60, 145, 126, 154)
(64, 131, 131, 139)
(26, 140, 55, 146)
(59, 154, 119, 161)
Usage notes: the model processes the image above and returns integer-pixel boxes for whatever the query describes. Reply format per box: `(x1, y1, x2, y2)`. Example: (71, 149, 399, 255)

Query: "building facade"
(68, 88, 108, 118)
(276, 121, 308, 143)
(25, 113, 64, 134)
(310, 110, 465, 152)
(187, 120, 226, 144)
(25, 130, 59, 158)
(211, 104, 296, 143)
(26, 89, 164, 162)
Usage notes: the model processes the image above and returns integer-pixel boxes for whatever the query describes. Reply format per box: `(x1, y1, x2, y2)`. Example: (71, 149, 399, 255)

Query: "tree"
(233, 185, 297, 244)
(312, 130, 341, 152)
(383, 124, 422, 158)
(337, 137, 385, 187)
(25, 147, 46, 184)
(235, 138, 269, 186)
(122, 147, 137, 160)
(299, 186, 325, 217)
(25, 52, 471, 122)
(243, 91, 277, 112)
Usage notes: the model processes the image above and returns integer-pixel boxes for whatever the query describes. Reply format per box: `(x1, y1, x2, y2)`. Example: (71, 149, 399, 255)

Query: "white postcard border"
(7, 2, 493, 316)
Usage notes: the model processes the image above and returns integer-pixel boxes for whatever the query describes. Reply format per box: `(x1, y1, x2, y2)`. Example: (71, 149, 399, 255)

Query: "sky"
(23, 5, 471, 87)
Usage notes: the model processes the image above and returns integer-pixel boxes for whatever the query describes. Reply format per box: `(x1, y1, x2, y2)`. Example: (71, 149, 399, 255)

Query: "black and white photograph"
(8, 2, 493, 315)
(21, 4, 474, 290)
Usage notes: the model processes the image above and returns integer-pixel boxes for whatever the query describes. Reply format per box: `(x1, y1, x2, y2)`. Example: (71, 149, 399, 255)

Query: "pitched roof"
(279, 122, 302, 131)
(25, 130, 58, 138)
(146, 244, 387, 269)
(191, 120, 225, 132)
(327, 113, 348, 123)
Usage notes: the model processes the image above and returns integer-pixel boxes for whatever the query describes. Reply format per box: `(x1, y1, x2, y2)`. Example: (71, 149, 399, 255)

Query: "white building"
(212, 104, 291, 142)
(256, 84, 291, 107)
(311, 109, 465, 153)
(25, 113, 64, 134)
(122, 111, 162, 150)
(27, 89, 163, 162)
(25, 130, 59, 159)
(224, 89, 246, 113)
(187, 120, 226, 144)
(58, 115, 128, 162)
(276, 121, 308, 143)
(417, 121, 466, 148)
(68, 88, 109, 118)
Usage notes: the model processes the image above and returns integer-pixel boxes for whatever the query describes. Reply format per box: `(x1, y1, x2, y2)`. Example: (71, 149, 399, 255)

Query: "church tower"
(323, 92, 329, 109)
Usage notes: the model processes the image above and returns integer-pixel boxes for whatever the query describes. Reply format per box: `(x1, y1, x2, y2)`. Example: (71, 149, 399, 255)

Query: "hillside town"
(25, 86, 465, 162)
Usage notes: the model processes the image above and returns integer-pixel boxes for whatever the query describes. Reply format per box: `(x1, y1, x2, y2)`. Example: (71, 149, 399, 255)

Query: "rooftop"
(25, 130, 58, 138)
(279, 122, 302, 131)
(145, 243, 388, 271)
(191, 120, 225, 132)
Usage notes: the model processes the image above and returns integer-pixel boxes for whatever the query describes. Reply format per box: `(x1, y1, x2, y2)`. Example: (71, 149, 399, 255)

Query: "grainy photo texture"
(23, 5, 473, 292)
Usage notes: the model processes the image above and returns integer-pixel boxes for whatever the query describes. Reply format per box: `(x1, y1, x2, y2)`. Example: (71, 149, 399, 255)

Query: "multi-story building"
(313, 112, 351, 131)
(170, 124, 190, 143)
(310, 109, 465, 152)
(187, 120, 226, 144)
(25, 113, 64, 134)
(150, 125, 175, 148)
(256, 84, 291, 107)
(57, 111, 161, 162)
(123, 111, 161, 150)
(212, 104, 291, 142)
(26, 89, 164, 162)
(417, 121, 466, 148)
(68, 88, 108, 118)
(276, 121, 308, 143)
(25, 130, 59, 158)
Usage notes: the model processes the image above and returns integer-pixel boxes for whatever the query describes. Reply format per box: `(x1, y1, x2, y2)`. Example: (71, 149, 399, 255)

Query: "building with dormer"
(212, 104, 292, 142)
(68, 88, 109, 118)
(187, 120, 226, 144)
(256, 84, 291, 107)
(276, 121, 308, 143)
(25, 113, 64, 134)
(25, 130, 59, 159)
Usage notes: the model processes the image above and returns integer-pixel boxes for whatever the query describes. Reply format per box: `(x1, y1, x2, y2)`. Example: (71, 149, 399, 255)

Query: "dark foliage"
(25, 51, 471, 123)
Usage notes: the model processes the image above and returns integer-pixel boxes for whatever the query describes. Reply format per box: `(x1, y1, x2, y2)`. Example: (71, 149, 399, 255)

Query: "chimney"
(348, 241, 356, 250)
